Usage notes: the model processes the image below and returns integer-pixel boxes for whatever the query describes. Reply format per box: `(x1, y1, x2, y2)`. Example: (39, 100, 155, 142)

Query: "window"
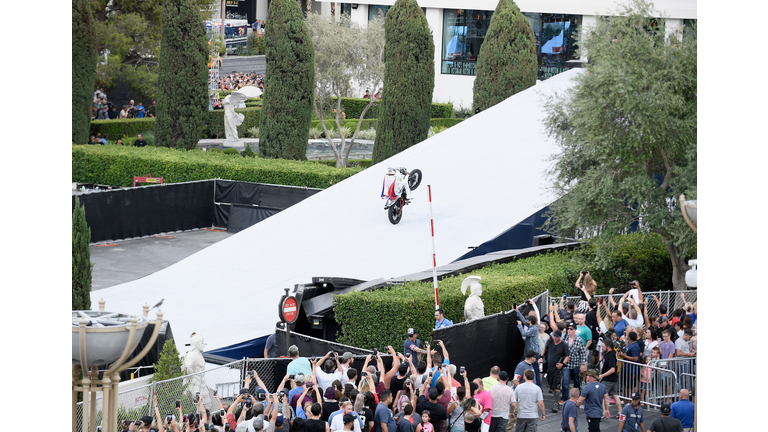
(683, 19, 696, 42)
(340, 3, 352, 18)
(368, 5, 390, 21)
(441, 9, 494, 75)
(523, 13, 582, 80)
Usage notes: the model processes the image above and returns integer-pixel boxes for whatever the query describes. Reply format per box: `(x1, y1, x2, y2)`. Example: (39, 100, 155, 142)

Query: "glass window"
(441, 9, 494, 75)
(523, 13, 582, 80)
(368, 5, 390, 21)
(340, 3, 352, 18)
(683, 19, 696, 42)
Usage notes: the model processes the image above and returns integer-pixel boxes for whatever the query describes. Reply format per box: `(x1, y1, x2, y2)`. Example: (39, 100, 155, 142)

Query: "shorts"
(639, 382, 649, 391)
(602, 379, 619, 395)
(547, 369, 562, 391)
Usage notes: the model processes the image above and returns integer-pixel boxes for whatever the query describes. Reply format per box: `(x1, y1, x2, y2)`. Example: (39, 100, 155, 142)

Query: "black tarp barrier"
(453, 206, 555, 262)
(227, 205, 281, 233)
(213, 180, 321, 231)
(276, 328, 374, 358)
(433, 311, 524, 382)
(74, 180, 215, 243)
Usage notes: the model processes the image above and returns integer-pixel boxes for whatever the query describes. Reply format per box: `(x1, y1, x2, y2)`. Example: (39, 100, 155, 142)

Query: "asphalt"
(90, 228, 233, 290)
(535, 388, 661, 431)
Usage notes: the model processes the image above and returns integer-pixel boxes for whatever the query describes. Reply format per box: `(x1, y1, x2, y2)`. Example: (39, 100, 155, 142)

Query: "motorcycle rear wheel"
(388, 200, 402, 225)
(408, 169, 422, 191)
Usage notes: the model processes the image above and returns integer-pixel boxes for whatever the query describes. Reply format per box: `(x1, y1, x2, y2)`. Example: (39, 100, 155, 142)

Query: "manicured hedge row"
(91, 114, 461, 141)
(325, 98, 454, 120)
(313, 159, 374, 169)
(72, 145, 363, 188)
(333, 233, 675, 349)
(89, 118, 156, 140)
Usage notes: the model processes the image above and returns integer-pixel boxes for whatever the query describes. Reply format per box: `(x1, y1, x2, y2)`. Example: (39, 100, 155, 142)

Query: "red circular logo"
(282, 297, 298, 324)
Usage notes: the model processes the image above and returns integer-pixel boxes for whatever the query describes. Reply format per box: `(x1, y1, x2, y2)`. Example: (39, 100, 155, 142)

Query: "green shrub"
(90, 118, 156, 139)
(247, 127, 260, 138)
(333, 233, 675, 349)
(223, 148, 240, 155)
(246, 33, 266, 55)
(429, 118, 463, 128)
(308, 127, 323, 139)
(313, 159, 374, 169)
(72, 145, 363, 188)
(208, 148, 223, 153)
(242, 144, 256, 158)
(430, 103, 454, 119)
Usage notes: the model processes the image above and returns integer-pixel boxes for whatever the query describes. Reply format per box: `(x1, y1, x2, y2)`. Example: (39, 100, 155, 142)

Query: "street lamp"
(72, 300, 163, 432)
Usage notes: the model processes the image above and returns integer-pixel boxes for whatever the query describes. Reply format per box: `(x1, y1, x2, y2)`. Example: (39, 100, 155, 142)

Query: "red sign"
(281, 297, 299, 324)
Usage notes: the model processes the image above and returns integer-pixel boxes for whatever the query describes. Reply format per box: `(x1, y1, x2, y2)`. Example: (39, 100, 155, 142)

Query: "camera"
(307, 382, 314, 389)
(288, 374, 295, 380)
(247, 370, 255, 376)
(135, 420, 142, 427)
(166, 415, 175, 424)
(175, 400, 181, 408)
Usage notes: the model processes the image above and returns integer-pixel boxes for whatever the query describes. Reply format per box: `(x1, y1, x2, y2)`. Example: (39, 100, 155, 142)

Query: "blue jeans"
(561, 367, 581, 401)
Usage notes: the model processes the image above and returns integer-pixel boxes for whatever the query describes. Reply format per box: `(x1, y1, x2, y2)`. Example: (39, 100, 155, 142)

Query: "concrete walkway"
(90, 228, 232, 290)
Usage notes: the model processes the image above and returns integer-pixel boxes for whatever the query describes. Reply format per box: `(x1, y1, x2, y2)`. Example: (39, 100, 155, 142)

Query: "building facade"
(316, 0, 696, 109)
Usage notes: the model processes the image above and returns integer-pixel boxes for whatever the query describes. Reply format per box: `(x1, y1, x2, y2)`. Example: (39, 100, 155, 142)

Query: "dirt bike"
(385, 168, 422, 225)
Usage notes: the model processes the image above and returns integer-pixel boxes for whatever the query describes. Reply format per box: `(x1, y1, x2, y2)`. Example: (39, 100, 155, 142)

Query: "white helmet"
(386, 166, 397, 175)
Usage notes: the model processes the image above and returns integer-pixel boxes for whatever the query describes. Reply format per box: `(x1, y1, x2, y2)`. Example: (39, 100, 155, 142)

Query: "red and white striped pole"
(428, 185, 439, 309)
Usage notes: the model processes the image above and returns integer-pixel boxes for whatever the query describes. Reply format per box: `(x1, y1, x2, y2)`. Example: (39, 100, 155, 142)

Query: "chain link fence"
(562, 290, 697, 320)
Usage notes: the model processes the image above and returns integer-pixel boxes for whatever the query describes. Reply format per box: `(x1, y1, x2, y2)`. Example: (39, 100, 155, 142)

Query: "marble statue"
(182, 332, 215, 404)
(223, 86, 262, 142)
(461, 276, 485, 321)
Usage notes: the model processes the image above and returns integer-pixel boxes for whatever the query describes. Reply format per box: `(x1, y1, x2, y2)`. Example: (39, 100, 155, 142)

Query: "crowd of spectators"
(121, 276, 696, 432)
(92, 88, 157, 121)
(216, 72, 265, 92)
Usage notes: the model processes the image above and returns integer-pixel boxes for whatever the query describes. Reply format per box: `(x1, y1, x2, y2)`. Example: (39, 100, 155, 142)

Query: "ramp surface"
(91, 70, 581, 350)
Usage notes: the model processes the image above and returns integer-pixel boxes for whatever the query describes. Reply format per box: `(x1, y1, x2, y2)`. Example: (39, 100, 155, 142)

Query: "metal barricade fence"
(77, 359, 248, 432)
(649, 357, 696, 397)
(615, 359, 679, 410)
(564, 290, 697, 320)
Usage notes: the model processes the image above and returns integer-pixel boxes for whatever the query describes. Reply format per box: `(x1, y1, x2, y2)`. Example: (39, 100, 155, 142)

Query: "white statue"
(461, 276, 485, 321)
(223, 86, 262, 142)
(182, 332, 214, 403)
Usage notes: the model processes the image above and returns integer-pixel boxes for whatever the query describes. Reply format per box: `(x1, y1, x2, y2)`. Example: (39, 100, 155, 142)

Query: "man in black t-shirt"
(134, 133, 148, 147)
(415, 387, 448, 432)
(598, 339, 622, 414)
(540, 330, 569, 413)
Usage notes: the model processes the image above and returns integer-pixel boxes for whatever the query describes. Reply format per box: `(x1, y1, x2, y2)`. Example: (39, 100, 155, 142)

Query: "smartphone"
(214, 389, 218, 396)
(460, 366, 465, 374)
(288, 374, 295, 380)
(307, 382, 314, 389)
(563, 293, 567, 299)
(598, 298, 603, 305)
(480, 412, 489, 420)
(247, 370, 254, 376)
(373, 347, 379, 356)
(194, 392, 200, 403)
(220, 409, 225, 417)
(175, 400, 181, 408)
(311, 356, 316, 362)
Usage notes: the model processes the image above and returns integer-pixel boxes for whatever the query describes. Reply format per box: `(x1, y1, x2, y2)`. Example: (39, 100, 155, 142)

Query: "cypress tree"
(372, 0, 434, 164)
(154, 0, 209, 150)
(472, 0, 537, 112)
(72, 197, 92, 311)
(152, 339, 184, 382)
(72, 0, 97, 144)
(259, 0, 315, 160)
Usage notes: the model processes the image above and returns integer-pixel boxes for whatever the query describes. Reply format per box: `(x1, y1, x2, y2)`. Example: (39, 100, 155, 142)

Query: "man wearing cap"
(670, 389, 694, 432)
(575, 370, 610, 432)
(136, 415, 156, 432)
(340, 413, 359, 432)
(618, 393, 645, 432)
(288, 373, 307, 407)
(489, 371, 515, 432)
(404, 328, 428, 362)
(435, 309, 453, 329)
(315, 351, 344, 393)
(339, 352, 355, 385)
(561, 322, 586, 406)
(287, 345, 313, 377)
(540, 329, 569, 413)
(513, 351, 540, 388)
(647, 404, 683, 432)
(656, 316, 678, 342)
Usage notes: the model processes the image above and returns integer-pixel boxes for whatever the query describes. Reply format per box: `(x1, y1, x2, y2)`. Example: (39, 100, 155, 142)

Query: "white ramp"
(92, 70, 581, 350)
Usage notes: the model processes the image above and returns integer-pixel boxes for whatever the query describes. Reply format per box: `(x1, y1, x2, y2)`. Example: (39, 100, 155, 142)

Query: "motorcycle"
(382, 167, 422, 225)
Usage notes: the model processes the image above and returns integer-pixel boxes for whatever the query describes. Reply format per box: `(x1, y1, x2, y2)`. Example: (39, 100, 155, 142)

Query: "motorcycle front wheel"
(388, 200, 402, 225)
(408, 169, 422, 191)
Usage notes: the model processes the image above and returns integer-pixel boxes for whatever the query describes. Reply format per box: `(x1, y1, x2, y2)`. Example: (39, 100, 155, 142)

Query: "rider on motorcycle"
(381, 166, 413, 209)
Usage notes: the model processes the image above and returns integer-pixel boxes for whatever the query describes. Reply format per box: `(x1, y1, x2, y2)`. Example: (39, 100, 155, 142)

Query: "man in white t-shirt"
(489, 371, 516, 432)
(315, 351, 344, 393)
(513, 370, 545, 432)
(339, 352, 355, 385)
(330, 401, 362, 432)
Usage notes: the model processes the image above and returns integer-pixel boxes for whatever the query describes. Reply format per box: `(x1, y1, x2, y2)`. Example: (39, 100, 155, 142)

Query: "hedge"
(72, 145, 363, 188)
(90, 115, 461, 141)
(313, 159, 374, 169)
(332, 233, 675, 349)
(324, 98, 454, 120)
(90, 118, 157, 139)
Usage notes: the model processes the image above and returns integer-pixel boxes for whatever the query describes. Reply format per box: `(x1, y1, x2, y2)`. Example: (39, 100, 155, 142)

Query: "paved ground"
(90, 228, 232, 290)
